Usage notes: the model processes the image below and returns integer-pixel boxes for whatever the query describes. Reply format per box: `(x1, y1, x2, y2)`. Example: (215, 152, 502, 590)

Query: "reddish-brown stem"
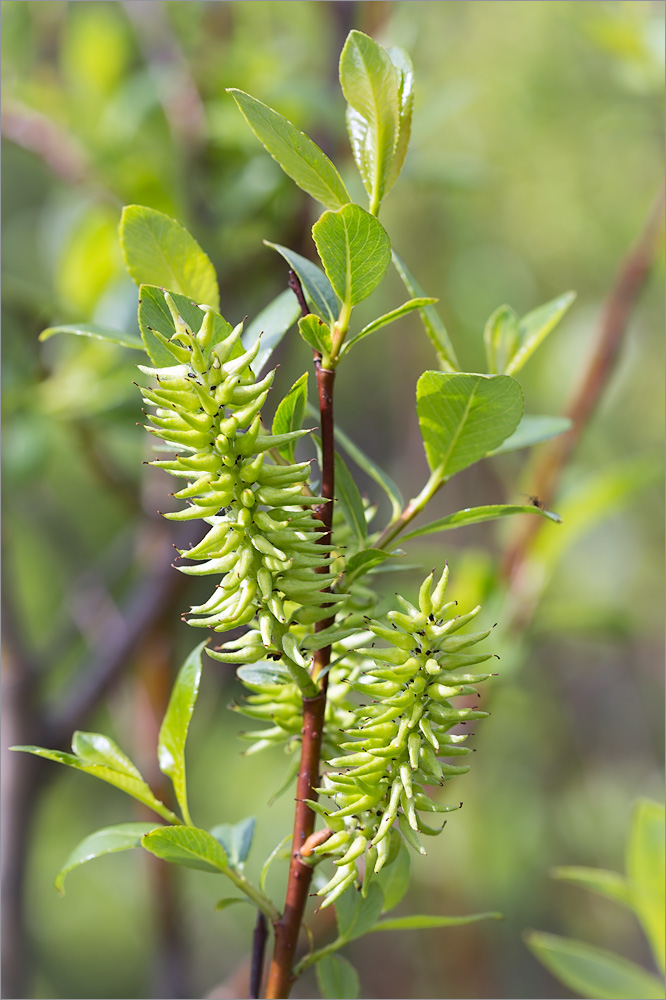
(265, 352, 336, 997)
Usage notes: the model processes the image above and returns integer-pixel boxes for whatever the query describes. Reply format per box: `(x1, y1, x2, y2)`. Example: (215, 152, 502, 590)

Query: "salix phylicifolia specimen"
(16, 28, 569, 1000)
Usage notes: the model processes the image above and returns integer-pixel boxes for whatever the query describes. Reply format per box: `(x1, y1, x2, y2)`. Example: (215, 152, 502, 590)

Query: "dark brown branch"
(250, 911, 269, 999)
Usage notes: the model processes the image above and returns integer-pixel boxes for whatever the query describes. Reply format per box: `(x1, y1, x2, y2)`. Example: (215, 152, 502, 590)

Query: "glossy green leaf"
(525, 932, 665, 1000)
(376, 841, 411, 912)
(210, 817, 256, 871)
(341, 297, 437, 356)
(316, 954, 360, 1000)
(299, 314, 332, 355)
(344, 548, 394, 586)
(384, 47, 414, 193)
(339, 30, 399, 213)
(157, 642, 205, 827)
(334, 450, 368, 545)
(487, 414, 573, 455)
(627, 800, 665, 973)
(392, 252, 458, 370)
(39, 323, 144, 351)
(505, 291, 576, 376)
(332, 418, 403, 521)
(71, 731, 143, 773)
(142, 825, 228, 874)
(55, 823, 159, 895)
(312, 204, 391, 309)
(120, 206, 219, 309)
(243, 288, 302, 377)
(401, 503, 561, 542)
(416, 372, 523, 480)
(265, 241, 339, 324)
(10, 743, 181, 825)
(138, 284, 234, 368)
(228, 89, 350, 210)
(371, 911, 503, 931)
(272, 373, 309, 462)
(551, 867, 632, 909)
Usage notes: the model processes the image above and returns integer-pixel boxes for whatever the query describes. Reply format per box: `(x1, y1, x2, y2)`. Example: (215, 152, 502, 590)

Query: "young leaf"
(243, 288, 302, 377)
(157, 642, 205, 827)
(120, 206, 219, 309)
(487, 414, 573, 456)
(484, 304, 520, 375)
(525, 932, 665, 1000)
(401, 503, 562, 542)
(371, 911, 503, 932)
(210, 817, 256, 871)
(259, 834, 292, 893)
(265, 241, 339, 324)
(312, 204, 391, 308)
(215, 897, 251, 911)
(339, 30, 399, 214)
(391, 252, 458, 370)
(315, 954, 360, 1000)
(55, 823, 159, 895)
(416, 372, 523, 481)
(332, 417, 403, 521)
(343, 549, 394, 586)
(334, 450, 368, 545)
(505, 291, 576, 376)
(551, 867, 632, 910)
(272, 373, 309, 462)
(138, 284, 235, 368)
(71, 731, 144, 774)
(627, 800, 665, 973)
(39, 323, 145, 351)
(341, 297, 437, 356)
(299, 315, 332, 355)
(376, 841, 411, 912)
(384, 47, 414, 194)
(228, 89, 350, 210)
(142, 825, 229, 874)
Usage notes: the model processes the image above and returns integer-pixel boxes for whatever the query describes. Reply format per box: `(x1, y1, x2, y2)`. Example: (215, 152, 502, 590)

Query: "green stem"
(293, 936, 346, 977)
(224, 867, 280, 923)
(374, 465, 445, 550)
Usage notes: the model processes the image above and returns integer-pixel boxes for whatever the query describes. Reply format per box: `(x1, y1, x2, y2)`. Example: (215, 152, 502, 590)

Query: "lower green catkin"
(139, 292, 338, 693)
(309, 567, 496, 907)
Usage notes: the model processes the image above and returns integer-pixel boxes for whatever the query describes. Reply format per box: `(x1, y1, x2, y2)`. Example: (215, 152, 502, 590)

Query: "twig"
(250, 912, 269, 999)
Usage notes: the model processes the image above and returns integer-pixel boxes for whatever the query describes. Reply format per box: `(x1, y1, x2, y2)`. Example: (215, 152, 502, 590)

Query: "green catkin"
(139, 292, 336, 693)
(311, 568, 495, 908)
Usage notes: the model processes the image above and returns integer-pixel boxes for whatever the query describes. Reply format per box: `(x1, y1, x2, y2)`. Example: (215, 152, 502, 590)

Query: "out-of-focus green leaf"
(525, 932, 665, 1000)
(312, 204, 391, 308)
(627, 800, 665, 973)
(39, 323, 144, 351)
(272, 372, 309, 462)
(315, 953, 360, 1000)
(138, 284, 234, 367)
(334, 450, 368, 545)
(228, 89, 350, 210)
(416, 372, 523, 480)
(392, 252, 458, 370)
(401, 503, 561, 542)
(343, 548, 394, 586)
(341, 297, 437, 356)
(142, 825, 228, 874)
(243, 288, 302, 376)
(55, 823, 159, 895)
(371, 911, 503, 931)
(505, 291, 576, 376)
(265, 241, 339, 324)
(299, 314, 332, 354)
(484, 304, 520, 375)
(215, 897, 251, 911)
(335, 883, 384, 942)
(236, 662, 291, 691)
(157, 642, 205, 827)
(120, 206, 219, 309)
(210, 817, 256, 871)
(376, 841, 411, 912)
(331, 417, 404, 521)
(384, 46, 414, 193)
(551, 867, 632, 909)
(487, 414, 573, 455)
(259, 834, 291, 893)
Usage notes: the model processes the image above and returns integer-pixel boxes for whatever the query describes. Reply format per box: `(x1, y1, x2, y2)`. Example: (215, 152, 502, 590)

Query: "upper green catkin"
(138, 292, 340, 693)
(309, 567, 496, 907)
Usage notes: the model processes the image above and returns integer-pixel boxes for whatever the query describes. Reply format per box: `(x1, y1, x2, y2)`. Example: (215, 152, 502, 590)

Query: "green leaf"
(484, 304, 520, 375)
(71, 731, 143, 774)
(10, 743, 181, 825)
(272, 373, 309, 462)
(55, 823, 159, 895)
(416, 372, 523, 481)
(157, 642, 205, 827)
(339, 30, 399, 213)
(228, 89, 350, 211)
(312, 204, 391, 308)
(215, 897, 251, 911)
(138, 284, 234, 368)
(401, 503, 561, 542)
(487, 414, 573, 455)
(525, 932, 665, 1000)
(210, 817, 256, 871)
(334, 450, 368, 545)
(333, 418, 403, 521)
(336, 883, 384, 942)
(39, 323, 145, 351)
(341, 297, 437, 356)
(299, 314, 332, 355)
(504, 291, 576, 376)
(316, 954, 360, 1000)
(371, 911, 503, 932)
(627, 800, 665, 973)
(236, 661, 291, 691)
(376, 841, 411, 912)
(551, 867, 632, 909)
(344, 549, 394, 586)
(265, 241, 339, 324)
(142, 825, 229, 874)
(119, 206, 219, 309)
(384, 47, 414, 194)
(259, 834, 291, 893)
(243, 289, 302, 377)
(392, 252, 458, 370)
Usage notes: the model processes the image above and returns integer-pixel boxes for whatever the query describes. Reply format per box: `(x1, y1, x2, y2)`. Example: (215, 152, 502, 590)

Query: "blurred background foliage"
(1, 2, 664, 999)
